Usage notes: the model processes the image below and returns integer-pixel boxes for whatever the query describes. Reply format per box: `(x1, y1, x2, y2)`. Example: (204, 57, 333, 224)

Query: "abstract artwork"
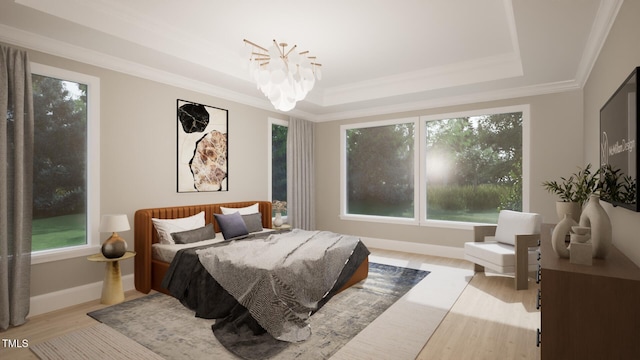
(177, 99, 228, 192)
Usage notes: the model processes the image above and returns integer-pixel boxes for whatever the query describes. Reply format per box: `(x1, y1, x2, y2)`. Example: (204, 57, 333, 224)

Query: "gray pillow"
(242, 213, 263, 233)
(170, 223, 215, 244)
(214, 212, 249, 240)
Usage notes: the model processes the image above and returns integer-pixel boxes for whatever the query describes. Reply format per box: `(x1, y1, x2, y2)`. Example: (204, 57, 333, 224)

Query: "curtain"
(0, 45, 34, 330)
(286, 117, 315, 230)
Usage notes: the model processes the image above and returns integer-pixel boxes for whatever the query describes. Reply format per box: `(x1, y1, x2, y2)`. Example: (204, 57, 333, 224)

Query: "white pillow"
(220, 203, 259, 215)
(494, 210, 542, 246)
(152, 211, 205, 245)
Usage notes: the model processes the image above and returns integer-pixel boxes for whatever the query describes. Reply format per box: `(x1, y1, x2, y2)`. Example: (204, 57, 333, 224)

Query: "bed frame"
(134, 200, 368, 295)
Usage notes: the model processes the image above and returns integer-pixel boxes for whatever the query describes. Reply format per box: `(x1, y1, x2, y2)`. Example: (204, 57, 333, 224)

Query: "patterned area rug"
(88, 263, 429, 360)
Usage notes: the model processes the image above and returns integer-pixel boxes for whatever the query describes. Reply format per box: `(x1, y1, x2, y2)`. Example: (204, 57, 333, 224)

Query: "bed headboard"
(134, 201, 273, 293)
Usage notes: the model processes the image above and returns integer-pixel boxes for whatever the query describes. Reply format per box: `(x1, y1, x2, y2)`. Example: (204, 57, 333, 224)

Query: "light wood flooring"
(0, 248, 540, 360)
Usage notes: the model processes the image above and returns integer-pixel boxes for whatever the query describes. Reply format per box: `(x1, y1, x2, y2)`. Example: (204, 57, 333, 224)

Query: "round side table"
(87, 251, 136, 305)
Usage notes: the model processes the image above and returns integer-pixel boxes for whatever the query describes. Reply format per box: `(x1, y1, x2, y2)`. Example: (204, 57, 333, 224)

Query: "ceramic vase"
(579, 195, 612, 259)
(556, 201, 581, 223)
(551, 214, 577, 258)
(101, 233, 127, 258)
(273, 212, 283, 227)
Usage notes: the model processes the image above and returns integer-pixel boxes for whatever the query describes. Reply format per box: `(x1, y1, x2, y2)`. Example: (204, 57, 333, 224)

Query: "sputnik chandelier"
(243, 39, 322, 111)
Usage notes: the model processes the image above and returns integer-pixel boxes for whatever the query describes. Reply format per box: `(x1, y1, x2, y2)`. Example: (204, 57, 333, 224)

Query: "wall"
(315, 91, 584, 251)
(5, 44, 285, 299)
(583, 0, 640, 266)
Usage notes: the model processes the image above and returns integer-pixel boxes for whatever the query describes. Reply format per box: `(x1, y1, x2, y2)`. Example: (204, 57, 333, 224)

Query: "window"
(424, 111, 523, 224)
(268, 118, 288, 217)
(30, 64, 100, 263)
(341, 106, 528, 226)
(343, 119, 416, 220)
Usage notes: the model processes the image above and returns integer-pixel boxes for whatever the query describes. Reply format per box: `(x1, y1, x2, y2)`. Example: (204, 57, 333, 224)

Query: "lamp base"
(101, 233, 127, 258)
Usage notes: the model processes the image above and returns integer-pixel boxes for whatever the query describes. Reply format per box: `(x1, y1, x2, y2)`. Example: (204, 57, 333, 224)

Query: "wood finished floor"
(0, 248, 540, 360)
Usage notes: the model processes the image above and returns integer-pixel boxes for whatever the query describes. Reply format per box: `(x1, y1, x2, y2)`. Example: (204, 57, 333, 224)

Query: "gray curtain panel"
(0, 45, 34, 330)
(286, 117, 316, 230)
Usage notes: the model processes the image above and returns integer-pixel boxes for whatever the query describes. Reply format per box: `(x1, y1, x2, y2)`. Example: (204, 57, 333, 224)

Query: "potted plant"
(542, 164, 600, 222)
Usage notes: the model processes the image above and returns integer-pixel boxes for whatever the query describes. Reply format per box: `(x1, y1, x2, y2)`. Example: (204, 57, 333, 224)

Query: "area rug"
(88, 262, 429, 360)
(30, 323, 164, 360)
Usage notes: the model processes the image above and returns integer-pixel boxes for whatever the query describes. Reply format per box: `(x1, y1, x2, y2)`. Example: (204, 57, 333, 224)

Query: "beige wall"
(315, 91, 584, 248)
(12, 45, 285, 296)
(583, 0, 640, 266)
(8, 0, 640, 300)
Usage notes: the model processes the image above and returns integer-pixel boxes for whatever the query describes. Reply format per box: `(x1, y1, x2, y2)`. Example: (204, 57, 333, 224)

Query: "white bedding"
(152, 229, 277, 263)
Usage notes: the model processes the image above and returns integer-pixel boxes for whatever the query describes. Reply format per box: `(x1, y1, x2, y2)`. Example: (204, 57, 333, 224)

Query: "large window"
(268, 118, 288, 217)
(31, 64, 100, 263)
(344, 119, 416, 219)
(341, 106, 527, 226)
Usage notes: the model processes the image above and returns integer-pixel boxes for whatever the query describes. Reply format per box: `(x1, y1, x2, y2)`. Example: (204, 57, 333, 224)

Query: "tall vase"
(551, 214, 577, 258)
(579, 195, 612, 259)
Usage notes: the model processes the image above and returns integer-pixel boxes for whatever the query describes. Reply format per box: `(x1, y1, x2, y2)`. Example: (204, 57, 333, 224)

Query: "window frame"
(340, 105, 530, 229)
(30, 63, 101, 264)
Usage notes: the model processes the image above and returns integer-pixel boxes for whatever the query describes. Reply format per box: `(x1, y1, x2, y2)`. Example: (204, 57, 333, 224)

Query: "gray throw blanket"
(196, 229, 361, 342)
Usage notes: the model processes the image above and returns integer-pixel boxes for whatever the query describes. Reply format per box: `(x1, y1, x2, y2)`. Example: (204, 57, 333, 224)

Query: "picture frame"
(177, 99, 228, 192)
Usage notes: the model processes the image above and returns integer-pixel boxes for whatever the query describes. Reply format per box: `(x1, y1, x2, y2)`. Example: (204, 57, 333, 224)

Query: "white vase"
(273, 212, 283, 227)
(579, 195, 612, 259)
(551, 214, 577, 258)
(556, 201, 581, 223)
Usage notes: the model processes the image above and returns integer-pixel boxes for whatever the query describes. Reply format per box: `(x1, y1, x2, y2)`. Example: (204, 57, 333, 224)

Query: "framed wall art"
(177, 99, 228, 192)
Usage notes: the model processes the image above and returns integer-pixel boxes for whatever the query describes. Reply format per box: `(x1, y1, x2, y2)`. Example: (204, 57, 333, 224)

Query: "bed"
(134, 201, 369, 297)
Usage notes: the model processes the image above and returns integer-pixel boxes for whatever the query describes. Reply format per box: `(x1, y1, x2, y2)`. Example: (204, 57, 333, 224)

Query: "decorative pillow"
(214, 212, 249, 240)
(494, 210, 542, 246)
(220, 203, 259, 215)
(152, 211, 205, 245)
(170, 223, 215, 244)
(241, 213, 263, 233)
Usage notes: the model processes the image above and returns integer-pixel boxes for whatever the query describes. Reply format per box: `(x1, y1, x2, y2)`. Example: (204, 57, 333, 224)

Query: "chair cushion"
(494, 210, 542, 245)
(464, 241, 539, 273)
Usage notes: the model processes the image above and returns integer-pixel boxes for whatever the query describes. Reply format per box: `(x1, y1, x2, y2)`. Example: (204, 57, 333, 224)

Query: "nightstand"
(87, 251, 136, 305)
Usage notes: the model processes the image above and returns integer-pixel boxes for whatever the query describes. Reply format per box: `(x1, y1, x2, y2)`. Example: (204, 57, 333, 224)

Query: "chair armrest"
(515, 233, 540, 249)
(473, 225, 497, 242)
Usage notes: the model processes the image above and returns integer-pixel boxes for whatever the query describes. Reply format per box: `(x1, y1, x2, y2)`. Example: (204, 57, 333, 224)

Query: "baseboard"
(361, 237, 465, 259)
(28, 274, 135, 317)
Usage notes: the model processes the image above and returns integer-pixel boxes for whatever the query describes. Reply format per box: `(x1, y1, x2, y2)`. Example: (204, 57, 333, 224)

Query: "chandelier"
(243, 39, 322, 111)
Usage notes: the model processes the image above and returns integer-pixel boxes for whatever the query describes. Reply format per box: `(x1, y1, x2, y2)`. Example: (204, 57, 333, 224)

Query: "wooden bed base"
(134, 201, 368, 296)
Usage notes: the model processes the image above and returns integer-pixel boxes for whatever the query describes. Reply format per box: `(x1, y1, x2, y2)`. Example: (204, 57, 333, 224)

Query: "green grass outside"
(32, 214, 86, 251)
(348, 200, 499, 224)
(426, 208, 499, 224)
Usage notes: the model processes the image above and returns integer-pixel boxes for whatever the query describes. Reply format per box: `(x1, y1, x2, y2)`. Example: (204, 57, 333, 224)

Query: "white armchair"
(464, 210, 542, 290)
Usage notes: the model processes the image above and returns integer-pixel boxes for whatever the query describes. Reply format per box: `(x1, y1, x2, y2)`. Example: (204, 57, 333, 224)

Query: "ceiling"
(0, 0, 623, 121)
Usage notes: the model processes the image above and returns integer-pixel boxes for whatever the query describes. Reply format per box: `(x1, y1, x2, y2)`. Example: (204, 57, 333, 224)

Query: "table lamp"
(99, 214, 130, 258)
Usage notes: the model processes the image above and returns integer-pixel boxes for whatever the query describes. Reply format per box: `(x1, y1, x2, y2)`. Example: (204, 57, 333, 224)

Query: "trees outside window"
(425, 112, 522, 223)
(345, 122, 415, 218)
(32, 74, 88, 251)
(341, 108, 525, 225)
(269, 119, 288, 217)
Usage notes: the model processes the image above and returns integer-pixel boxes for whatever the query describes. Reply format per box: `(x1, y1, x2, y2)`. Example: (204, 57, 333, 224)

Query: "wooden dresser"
(538, 223, 640, 359)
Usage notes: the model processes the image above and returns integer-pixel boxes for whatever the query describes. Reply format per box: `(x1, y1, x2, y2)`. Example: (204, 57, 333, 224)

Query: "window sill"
(31, 244, 101, 265)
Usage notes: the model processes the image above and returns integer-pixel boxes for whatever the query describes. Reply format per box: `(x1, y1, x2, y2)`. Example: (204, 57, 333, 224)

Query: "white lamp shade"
(99, 214, 130, 233)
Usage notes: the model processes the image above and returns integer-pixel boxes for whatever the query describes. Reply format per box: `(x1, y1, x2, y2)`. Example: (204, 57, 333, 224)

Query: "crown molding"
(310, 80, 582, 123)
(574, 0, 623, 87)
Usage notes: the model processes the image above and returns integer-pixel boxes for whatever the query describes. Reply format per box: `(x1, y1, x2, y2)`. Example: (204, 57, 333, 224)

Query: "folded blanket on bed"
(196, 229, 361, 342)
